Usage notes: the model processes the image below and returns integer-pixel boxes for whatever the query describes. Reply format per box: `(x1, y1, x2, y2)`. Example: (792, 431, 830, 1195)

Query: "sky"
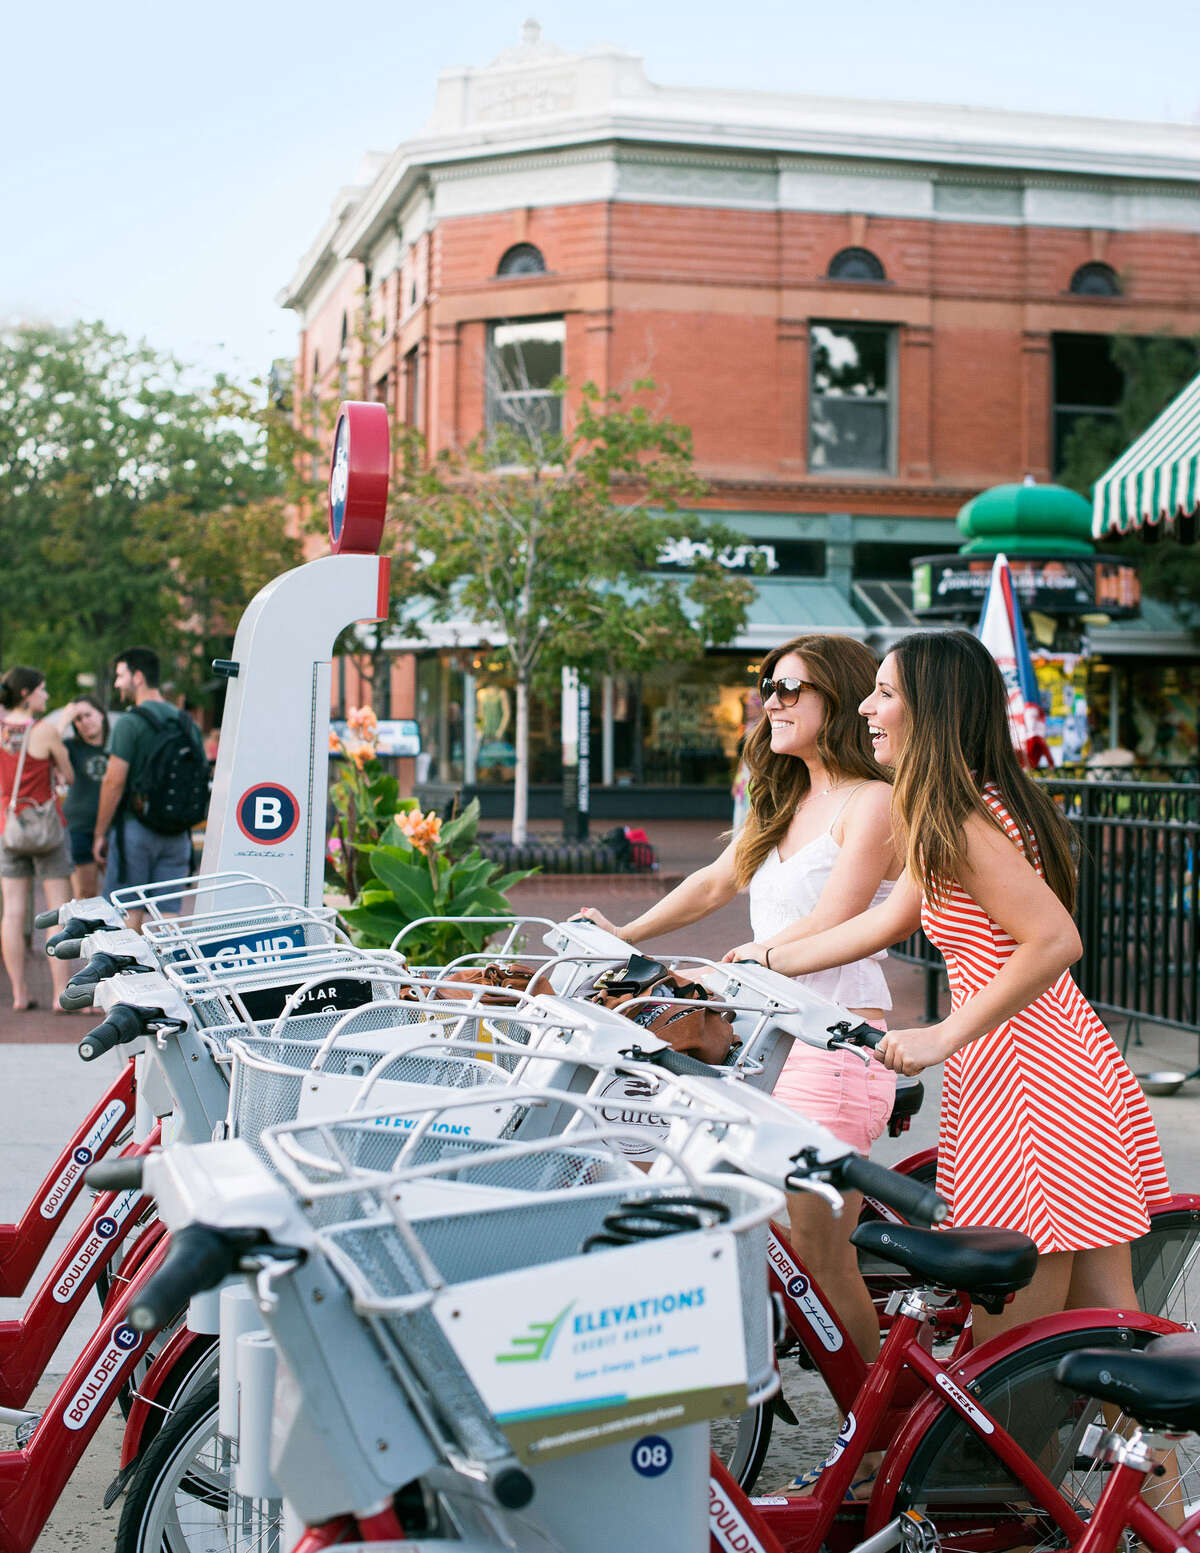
(3, 0, 1198, 387)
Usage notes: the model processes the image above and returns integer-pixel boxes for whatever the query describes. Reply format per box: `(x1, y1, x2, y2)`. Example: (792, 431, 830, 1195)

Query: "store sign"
(911, 554, 1140, 619)
(658, 538, 779, 573)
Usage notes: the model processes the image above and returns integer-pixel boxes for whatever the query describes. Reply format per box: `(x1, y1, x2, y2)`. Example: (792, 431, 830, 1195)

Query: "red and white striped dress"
(924, 788, 1169, 1253)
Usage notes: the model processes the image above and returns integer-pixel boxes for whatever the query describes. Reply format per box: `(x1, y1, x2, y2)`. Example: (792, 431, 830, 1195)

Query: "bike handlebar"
(61, 953, 143, 1010)
(826, 1155, 948, 1227)
(129, 1225, 250, 1332)
(78, 1003, 155, 1062)
(85, 1157, 145, 1193)
(46, 916, 111, 957)
(826, 1020, 885, 1051)
(637, 1045, 727, 1079)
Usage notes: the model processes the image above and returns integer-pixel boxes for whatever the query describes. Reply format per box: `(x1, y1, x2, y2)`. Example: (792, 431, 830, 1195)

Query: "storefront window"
(638, 656, 757, 787)
(415, 653, 465, 785)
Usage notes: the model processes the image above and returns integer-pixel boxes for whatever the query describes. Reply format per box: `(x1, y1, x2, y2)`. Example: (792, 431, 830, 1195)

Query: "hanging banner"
(976, 554, 1052, 769)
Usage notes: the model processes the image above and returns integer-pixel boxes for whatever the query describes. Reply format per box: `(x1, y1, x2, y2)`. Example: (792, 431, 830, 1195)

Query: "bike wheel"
(1132, 1202, 1200, 1327)
(885, 1321, 1200, 1550)
(710, 1399, 773, 1490)
(116, 1380, 280, 1553)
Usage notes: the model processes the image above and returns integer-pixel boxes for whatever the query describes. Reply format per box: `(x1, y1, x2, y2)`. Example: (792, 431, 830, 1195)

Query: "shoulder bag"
(4, 728, 66, 857)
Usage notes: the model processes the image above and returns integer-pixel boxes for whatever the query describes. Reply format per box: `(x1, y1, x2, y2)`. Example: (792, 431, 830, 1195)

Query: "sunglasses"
(760, 675, 814, 708)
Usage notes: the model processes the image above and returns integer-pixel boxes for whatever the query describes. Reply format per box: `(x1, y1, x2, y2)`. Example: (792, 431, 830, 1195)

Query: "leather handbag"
(4, 730, 66, 858)
(580, 953, 737, 1066)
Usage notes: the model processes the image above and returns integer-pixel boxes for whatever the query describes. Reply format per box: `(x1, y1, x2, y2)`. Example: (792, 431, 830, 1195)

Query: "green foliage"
(397, 379, 755, 688)
(338, 799, 537, 963)
(0, 319, 320, 701)
(325, 744, 401, 901)
(1058, 333, 1200, 624)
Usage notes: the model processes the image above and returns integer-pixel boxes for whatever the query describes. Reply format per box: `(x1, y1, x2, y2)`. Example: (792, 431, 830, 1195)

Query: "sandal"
(778, 1464, 878, 1502)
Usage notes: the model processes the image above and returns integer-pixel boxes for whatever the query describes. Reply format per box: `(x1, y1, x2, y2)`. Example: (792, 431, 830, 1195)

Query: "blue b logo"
(236, 784, 300, 845)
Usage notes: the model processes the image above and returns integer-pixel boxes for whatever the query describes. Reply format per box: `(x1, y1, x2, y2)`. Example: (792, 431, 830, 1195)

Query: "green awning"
(1093, 372, 1200, 540)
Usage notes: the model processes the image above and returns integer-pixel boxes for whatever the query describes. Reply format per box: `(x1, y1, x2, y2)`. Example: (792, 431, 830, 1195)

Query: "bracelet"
(764, 946, 773, 970)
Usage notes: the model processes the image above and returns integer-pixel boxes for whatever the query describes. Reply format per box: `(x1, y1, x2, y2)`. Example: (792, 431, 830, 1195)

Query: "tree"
(396, 378, 756, 842)
(0, 320, 318, 702)
(1059, 333, 1200, 627)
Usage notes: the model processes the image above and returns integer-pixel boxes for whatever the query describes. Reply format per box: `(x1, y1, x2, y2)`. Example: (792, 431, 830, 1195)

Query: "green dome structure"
(957, 481, 1095, 556)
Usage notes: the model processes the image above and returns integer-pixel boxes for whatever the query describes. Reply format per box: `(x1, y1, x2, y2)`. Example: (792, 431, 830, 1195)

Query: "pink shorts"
(771, 1030, 897, 1155)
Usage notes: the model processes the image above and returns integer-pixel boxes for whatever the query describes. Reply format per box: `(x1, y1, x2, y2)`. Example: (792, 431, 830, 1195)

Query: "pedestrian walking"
(740, 630, 1169, 1345)
(579, 635, 901, 1363)
(53, 695, 110, 900)
(0, 667, 76, 1012)
(92, 647, 209, 931)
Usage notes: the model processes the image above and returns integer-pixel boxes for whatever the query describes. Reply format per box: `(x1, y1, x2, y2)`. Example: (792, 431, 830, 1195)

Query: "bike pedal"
(14, 1414, 39, 1450)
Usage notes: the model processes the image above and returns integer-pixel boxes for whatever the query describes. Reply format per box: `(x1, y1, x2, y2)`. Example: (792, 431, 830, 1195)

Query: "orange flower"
(347, 704, 378, 738)
(328, 730, 343, 753)
(395, 808, 442, 855)
(351, 746, 370, 770)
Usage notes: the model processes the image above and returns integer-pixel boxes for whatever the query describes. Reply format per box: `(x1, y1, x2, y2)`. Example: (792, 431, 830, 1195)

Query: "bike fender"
(863, 1306, 1185, 1535)
(119, 1326, 216, 1469)
(103, 1218, 168, 1314)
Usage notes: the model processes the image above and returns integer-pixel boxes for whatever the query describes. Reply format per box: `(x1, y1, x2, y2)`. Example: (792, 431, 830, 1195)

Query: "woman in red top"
(734, 630, 1168, 1344)
(0, 667, 74, 1012)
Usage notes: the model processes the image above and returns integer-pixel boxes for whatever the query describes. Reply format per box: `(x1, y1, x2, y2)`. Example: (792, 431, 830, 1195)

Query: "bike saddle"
(850, 1223, 1038, 1313)
(1056, 1333, 1200, 1433)
(886, 1078, 924, 1130)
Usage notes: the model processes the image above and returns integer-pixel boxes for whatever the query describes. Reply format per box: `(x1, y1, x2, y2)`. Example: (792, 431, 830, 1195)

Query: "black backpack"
(126, 705, 210, 836)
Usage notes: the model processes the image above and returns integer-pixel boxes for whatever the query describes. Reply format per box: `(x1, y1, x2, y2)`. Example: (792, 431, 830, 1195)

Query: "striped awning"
(1093, 372, 1200, 540)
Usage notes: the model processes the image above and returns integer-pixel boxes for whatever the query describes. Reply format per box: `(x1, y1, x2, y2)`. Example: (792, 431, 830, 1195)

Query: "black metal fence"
(891, 778, 1200, 1043)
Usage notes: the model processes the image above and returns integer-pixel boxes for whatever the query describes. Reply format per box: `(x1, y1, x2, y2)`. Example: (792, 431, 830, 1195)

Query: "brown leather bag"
(579, 954, 737, 1066)
(435, 960, 547, 1003)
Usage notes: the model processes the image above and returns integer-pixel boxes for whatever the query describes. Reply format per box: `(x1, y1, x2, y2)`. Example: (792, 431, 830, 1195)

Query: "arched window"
(496, 243, 547, 277)
(1069, 262, 1121, 297)
(827, 247, 886, 283)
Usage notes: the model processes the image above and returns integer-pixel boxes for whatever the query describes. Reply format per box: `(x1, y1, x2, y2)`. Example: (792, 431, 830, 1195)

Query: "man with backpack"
(93, 647, 210, 927)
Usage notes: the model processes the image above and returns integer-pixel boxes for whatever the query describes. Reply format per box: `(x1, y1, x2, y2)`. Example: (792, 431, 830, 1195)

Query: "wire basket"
(262, 1109, 778, 1470)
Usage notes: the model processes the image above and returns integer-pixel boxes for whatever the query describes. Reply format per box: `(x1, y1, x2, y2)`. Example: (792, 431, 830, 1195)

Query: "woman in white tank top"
(580, 634, 902, 1364)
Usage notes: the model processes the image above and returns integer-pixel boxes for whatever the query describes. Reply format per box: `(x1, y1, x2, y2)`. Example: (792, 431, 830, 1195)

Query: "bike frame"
(0, 1123, 160, 1410)
(118, 1323, 216, 1470)
(0, 1233, 170, 1553)
(0, 1059, 136, 1298)
(1072, 1457, 1200, 1552)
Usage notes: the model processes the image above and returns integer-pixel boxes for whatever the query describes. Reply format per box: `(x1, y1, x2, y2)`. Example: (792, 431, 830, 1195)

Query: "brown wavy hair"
(733, 635, 885, 890)
(890, 631, 1076, 911)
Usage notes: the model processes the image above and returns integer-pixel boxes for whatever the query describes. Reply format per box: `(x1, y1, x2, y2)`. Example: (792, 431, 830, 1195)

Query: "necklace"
(812, 777, 847, 799)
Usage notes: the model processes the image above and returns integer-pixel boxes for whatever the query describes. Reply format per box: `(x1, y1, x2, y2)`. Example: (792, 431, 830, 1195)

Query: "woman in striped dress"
(736, 629, 1169, 1343)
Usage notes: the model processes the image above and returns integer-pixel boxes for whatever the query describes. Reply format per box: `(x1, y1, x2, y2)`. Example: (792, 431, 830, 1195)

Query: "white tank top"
(748, 789, 895, 1011)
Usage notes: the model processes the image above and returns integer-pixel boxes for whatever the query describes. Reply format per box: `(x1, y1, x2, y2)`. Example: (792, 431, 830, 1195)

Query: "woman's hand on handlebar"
(721, 941, 768, 965)
(873, 1023, 959, 1077)
(575, 907, 623, 937)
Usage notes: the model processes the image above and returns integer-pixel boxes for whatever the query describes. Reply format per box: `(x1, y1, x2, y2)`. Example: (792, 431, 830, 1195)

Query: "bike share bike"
(54, 908, 1195, 1553)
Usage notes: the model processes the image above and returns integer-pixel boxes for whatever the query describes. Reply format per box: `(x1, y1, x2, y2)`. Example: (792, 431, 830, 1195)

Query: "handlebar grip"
(492, 1464, 535, 1510)
(78, 1004, 152, 1062)
(827, 1020, 885, 1051)
(129, 1226, 246, 1332)
(47, 917, 106, 957)
(60, 953, 131, 1010)
(832, 1155, 948, 1227)
(643, 1046, 726, 1079)
(34, 908, 61, 930)
(85, 1157, 145, 1193)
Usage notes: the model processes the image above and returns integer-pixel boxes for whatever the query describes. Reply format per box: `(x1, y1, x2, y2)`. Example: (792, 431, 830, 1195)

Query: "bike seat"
(1056, 1333, 1200, 1433)
(887, 1078, 924, 1125)
(850, 1223, 1038, 1312)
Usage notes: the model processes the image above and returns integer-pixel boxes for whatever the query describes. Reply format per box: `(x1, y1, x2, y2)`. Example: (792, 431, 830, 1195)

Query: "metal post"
(463, 671, 477, 787)
(561, 666, 589, 841)
(601, 674, 615, 787)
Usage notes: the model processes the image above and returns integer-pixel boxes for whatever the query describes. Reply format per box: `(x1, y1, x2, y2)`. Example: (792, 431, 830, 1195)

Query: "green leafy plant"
(339, 798, 538, 963)
(325, 706, 399, 901)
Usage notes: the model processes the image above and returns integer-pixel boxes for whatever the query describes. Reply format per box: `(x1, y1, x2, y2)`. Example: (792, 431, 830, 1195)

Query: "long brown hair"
(733, 634, 884, 889)
(890, 631, 1076, 911)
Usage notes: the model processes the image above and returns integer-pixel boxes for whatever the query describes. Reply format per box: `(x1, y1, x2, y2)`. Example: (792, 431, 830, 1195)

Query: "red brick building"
(282, 24, 1200, 813)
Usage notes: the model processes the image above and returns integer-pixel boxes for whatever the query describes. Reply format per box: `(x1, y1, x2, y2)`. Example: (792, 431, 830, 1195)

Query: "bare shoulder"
(960, 808, 1030, 873)
(832, 778, 895, 850)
